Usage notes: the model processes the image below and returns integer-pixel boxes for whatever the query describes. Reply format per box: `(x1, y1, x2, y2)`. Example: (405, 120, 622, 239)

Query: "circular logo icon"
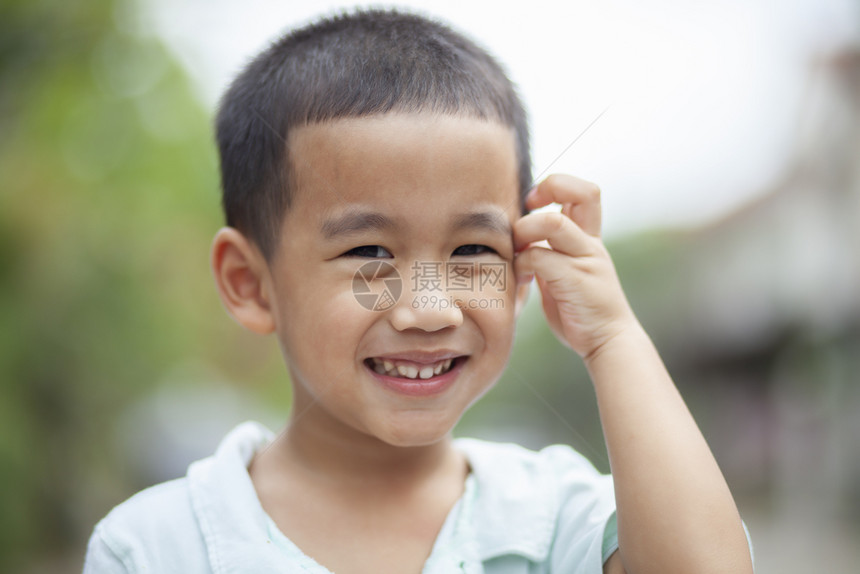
(352, 261, 402, 311)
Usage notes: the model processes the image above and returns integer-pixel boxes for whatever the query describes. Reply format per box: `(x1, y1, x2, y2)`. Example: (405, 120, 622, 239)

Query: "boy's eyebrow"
(452, 210, 512, 236)
(321, 210, 396, 239)
(320, 208, 512, 239)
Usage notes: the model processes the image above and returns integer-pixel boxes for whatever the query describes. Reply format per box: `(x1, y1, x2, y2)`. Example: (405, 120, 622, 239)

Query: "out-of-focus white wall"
(137, 0, 859, 235)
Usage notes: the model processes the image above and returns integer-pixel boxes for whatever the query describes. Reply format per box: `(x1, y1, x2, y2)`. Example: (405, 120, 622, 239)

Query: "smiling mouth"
(365, 357, 461, 380)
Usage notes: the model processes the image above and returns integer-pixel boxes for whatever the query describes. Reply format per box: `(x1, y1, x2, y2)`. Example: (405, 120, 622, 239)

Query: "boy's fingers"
(514, 244, 575, 285)
(513, 211, 595, 257)
(526, 174, 602, 237)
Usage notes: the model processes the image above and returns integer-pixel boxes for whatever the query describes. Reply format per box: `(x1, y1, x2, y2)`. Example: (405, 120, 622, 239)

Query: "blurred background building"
(1, 0, 857, 572)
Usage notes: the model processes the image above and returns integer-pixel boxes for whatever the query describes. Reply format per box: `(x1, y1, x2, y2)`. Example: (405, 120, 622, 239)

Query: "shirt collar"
(187, 423, 559, 572)
(187, 421, 287, 574)
(455, 437, 558, 563)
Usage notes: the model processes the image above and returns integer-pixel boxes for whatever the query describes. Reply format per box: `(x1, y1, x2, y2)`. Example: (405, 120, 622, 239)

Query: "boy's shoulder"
(455, 436, 611, 489)
(84, 476, 210, 573)
(84, 421, 276, 574)
(454, 437, 616, 566)
(100, 475, 195, 525)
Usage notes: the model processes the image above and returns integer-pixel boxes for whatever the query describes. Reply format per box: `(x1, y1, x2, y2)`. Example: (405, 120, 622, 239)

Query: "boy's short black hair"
(216, 8, 531, 262)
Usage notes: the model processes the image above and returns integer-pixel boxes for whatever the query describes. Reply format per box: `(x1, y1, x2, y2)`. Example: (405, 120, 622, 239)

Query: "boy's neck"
(248, 409, 471, 573)
(257, 411, 468, 493)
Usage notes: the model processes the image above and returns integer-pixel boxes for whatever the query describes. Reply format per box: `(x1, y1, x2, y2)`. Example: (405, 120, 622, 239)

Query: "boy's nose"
(389, 289, 464, 332)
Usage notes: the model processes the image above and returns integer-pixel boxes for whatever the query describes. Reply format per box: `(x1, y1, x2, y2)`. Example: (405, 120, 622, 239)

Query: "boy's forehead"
(286, 113, 520, 217)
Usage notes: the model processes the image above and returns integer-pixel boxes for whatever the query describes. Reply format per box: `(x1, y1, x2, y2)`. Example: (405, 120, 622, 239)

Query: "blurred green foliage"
(0, 0, 291, 569)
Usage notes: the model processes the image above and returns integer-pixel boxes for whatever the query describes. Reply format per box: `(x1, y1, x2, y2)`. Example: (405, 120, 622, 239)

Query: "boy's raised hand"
(516, 176, 754, 573)
(514, 174, 638, 360)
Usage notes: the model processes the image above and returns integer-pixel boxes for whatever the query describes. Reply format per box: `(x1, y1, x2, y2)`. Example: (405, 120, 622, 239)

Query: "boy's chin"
(369, 419, 460, 449)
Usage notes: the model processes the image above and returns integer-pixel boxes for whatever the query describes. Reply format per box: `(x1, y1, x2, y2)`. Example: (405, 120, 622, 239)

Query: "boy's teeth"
(370, 357, 458, 379)
(394, 364, 419, 378)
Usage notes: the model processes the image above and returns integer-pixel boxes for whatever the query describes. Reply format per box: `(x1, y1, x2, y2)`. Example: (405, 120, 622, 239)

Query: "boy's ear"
(513, 278, 531, 318)
(210, 227, 276, 334)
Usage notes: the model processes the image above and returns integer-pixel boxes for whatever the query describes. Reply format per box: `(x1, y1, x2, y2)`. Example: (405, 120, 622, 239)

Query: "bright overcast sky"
(137, 0, 858, 236)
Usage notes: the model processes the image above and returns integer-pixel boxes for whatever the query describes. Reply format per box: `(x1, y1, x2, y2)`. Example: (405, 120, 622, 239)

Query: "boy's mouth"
(365, 357, 460, 380)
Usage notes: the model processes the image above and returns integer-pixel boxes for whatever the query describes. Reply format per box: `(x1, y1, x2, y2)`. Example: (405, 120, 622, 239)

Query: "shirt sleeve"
(594, 510, 755, 569)
(601, 511, 619, 564)
(541, 445, 617, 574)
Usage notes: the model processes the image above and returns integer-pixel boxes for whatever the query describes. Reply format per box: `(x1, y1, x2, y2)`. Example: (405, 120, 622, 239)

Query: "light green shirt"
(84, 422, 619, 573)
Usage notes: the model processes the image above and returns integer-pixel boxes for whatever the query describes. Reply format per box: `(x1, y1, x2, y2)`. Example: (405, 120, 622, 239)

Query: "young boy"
(84, 9, 753, 574)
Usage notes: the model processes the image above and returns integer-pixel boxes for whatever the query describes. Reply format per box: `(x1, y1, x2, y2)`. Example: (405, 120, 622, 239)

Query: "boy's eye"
(343, 245, 393, 258)
(452, 244, 496, 256)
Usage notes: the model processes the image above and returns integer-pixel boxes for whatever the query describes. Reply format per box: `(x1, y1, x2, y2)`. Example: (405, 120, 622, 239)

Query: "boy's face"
(266, 113, 525, 447)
